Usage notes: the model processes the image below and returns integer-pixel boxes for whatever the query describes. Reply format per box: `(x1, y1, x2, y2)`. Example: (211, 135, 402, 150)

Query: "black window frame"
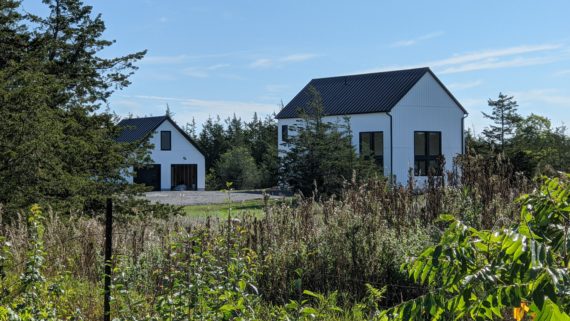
(414, 131, 442, 176)
(281, 125, 289, 143)
(160, 131, 172, 151)
(359, 131, 384, 171)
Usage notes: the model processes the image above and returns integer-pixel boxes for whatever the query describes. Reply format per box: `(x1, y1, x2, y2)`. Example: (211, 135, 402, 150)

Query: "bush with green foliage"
(379, 175, 570, 320)
(194, 113, 278, 189)
(209, 146, 262, 190)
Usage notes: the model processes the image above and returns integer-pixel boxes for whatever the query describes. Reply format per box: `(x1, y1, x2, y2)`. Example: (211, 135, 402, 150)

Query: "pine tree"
(482, 92, 521, 150)
(0, 0, 148, 212)
(280, 86, 376, 196)
(198, 116, 230, 171)
(165, 103, 173, 117)
(183, 117, 198, 140)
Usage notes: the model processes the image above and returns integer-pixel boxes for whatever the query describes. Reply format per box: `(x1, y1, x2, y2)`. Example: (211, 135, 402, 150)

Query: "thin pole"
(104, 198, 113, 321)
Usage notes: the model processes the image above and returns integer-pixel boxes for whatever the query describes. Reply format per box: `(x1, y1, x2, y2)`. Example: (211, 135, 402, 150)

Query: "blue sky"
(23, 1, 570, 133)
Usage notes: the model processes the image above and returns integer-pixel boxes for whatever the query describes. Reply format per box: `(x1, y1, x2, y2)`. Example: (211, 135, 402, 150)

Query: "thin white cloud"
(511, 88, 570, 107)
(116, 94, 279, 130)
(440, 55, 562, 74)
(281, 53, 319, 63)
(447, 80, 483, 90)
(390, 31, 444, 48)
(250, 58, 273, 68)
(182, 63, 231, 78)
(249, 53, 319, 68)
(555, 69, 570, 76)
(141, 50, 252, 65)
(265, 84, 290, 93)
(361, 43, 567, 74)
(142, 55, 189, 64)
(430, 44, 562, 67)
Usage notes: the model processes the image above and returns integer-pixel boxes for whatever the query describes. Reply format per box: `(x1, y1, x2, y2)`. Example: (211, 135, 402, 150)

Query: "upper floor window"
(161, 131, 171, 150)
(359, 131, 383, 170)
(282, 125, 289, 143)
(414, 131, 441, 176)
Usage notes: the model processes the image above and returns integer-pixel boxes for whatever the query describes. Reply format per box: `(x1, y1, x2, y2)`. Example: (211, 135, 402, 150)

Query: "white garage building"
(117, 115, 206, 191)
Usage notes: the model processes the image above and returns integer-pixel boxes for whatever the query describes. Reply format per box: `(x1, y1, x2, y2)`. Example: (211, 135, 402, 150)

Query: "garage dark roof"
(116, 116, 167, 142)
(116, 115, 204, 154)
(275, 67, 466, 119)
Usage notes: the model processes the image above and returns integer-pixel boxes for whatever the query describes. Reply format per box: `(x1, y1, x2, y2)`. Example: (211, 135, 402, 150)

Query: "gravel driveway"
(144, 190, 281, 206)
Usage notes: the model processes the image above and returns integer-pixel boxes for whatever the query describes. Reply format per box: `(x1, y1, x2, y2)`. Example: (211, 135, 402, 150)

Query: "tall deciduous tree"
(482, 93, 521, 150)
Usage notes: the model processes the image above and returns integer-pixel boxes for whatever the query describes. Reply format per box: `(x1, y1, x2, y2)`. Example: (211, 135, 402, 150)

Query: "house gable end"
(393, 71, 467, 114)
(155, 117, 205, 156)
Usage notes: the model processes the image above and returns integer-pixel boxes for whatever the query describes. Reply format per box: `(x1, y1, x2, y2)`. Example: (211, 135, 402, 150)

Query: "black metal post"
(104, 198, 113, 321)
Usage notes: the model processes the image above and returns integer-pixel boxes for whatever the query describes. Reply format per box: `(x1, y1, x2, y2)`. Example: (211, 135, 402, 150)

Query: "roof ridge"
(120, 115, 167, 121)
(311, 67, 430, 81)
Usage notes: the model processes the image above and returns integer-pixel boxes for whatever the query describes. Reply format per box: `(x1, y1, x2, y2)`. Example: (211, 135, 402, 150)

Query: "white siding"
(277, 113, 391, 176)
(391, 72, 465, 184)
(148, 120, 206, 190)
(277, 72, 466, 186)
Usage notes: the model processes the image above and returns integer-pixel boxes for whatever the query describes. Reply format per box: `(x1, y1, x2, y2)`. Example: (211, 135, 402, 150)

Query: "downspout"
(387, 112, 394, 184)
(461, 114, 468, 154)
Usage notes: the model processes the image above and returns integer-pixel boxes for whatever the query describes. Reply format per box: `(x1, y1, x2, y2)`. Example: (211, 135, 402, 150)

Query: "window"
(160, 131, 171, 150)
(282, 125, 289, 143)
(414, 131, 442, 176)
(359, 131, 383, 170)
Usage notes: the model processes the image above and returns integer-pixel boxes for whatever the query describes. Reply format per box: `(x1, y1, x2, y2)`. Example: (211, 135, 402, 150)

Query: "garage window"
(161, 131, 171, 150)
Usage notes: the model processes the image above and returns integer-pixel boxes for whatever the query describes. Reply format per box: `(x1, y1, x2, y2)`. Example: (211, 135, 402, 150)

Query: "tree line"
(468, 93, 570, 176)
(182, 113, 279, 190)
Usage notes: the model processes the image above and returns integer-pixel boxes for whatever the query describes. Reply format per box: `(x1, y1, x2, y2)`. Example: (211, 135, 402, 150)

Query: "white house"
(276, 67, 468, 185)
(116, 115, 206, 191)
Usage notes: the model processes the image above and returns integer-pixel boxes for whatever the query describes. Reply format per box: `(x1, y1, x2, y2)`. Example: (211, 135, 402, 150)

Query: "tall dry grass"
(0, 153, 534, 313)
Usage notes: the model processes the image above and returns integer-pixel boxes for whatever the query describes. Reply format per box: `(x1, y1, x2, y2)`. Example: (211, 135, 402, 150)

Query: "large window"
(160, 131, 171, 150)
(414, 131, 441, 176)
(282, 125, 289, 143)
(359, 131, 383, 170)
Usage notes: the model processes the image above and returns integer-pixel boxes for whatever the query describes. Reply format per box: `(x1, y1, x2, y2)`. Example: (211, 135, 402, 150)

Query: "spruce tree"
(0, 0, 149, 212)
(280, 87, 376, 196)
(482, 92, 521, 150)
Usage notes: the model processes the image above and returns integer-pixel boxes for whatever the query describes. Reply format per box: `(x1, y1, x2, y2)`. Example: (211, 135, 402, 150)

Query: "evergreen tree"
(245, 113, 278, 187)
(198, 116, 230, 171)
(0, 0, 148, 212)
(165, 103, 173, 117)
(183, 117, 198, 140)
(225, 114, 245, 146)
(280, 87, 376, 196)
(482, 93, 521, 150)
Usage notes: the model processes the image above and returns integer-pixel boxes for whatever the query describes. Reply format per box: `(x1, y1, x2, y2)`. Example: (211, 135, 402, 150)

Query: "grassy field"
(183, 198, 283, 219)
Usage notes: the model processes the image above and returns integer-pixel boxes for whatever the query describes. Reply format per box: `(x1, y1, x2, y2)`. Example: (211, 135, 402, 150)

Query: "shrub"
(211, 146, 262, 190)
(379, 175, 570, 320)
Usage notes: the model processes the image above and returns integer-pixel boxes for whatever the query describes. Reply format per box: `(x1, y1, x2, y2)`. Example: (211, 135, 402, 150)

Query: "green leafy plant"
(379, 175, 570, 321)
(0, 205, 77, 321)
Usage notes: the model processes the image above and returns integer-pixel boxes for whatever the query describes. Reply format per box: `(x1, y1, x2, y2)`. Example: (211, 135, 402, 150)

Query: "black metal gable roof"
(116, 115, 205, 155)
(116, 116, 167, 142)
(275, 67, 466, 119)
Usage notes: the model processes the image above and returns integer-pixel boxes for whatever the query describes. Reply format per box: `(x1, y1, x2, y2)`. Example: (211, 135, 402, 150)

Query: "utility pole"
(103, 198, 113, 321)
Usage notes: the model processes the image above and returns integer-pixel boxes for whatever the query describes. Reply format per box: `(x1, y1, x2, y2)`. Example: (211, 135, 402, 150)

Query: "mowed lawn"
(183, 198, 286, 219)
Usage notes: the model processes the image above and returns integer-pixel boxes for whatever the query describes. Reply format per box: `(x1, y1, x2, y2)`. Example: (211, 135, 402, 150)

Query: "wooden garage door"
(171, 164, 198, 191)
(134, 164, 161, 191)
